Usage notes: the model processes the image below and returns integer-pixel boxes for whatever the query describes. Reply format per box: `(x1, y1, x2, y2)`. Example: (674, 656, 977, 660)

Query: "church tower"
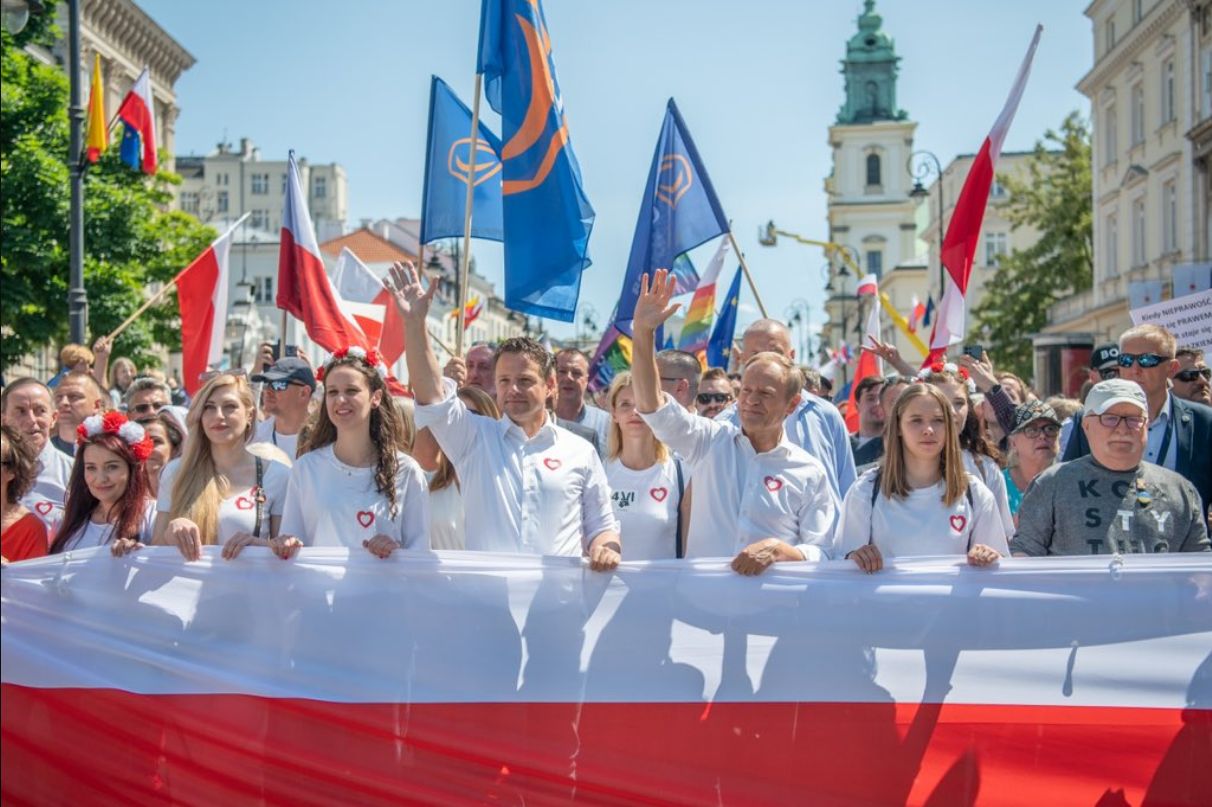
(823, 1, 921, 358)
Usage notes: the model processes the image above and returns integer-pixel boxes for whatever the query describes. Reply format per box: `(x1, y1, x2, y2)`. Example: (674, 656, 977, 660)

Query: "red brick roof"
(318, 228, 416, 263)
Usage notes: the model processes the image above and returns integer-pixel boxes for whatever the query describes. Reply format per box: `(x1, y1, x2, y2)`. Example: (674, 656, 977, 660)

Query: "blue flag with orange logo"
(706, 267, 742, 369)
(476, 0, 594, 322)
(421, 76, 504, 245)
(614, 99, 729, 334)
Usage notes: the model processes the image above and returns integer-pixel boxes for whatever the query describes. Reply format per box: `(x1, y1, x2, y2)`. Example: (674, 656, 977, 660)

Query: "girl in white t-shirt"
(604, 372, 685, 561)
(50, 412, 155, 554)
(276, 347, 429, 558)
(141, 373, 290, 560)
(836, 383, 1007, 571)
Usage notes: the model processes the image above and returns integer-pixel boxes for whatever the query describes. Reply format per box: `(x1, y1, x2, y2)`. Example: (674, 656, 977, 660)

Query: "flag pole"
(455, 73, 483, 357)
(725, 229, 768, 318)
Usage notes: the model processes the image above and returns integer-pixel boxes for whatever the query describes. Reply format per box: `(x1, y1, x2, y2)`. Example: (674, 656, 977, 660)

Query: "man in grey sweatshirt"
(1012, 379, 1209, 556)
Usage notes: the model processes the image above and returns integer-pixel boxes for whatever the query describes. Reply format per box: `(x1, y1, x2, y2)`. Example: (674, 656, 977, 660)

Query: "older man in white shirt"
(631, 270, 837, 574)
(389, 262, 621, 570)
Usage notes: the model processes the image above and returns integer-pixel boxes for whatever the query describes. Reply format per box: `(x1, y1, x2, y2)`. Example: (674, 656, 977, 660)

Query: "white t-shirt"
(605, 457, 682, 561)
(56, 500, 156, 551)
(834, 468, 1009, 560)
(252, 417, 300, 460)
(963, 450, 1015, 542)
(32, 441, 73, 504)
(20, 491, 64, 540)
(427, 475, 465, 551)
(156, 456, 290, 545)
(279, 444, 429, 550)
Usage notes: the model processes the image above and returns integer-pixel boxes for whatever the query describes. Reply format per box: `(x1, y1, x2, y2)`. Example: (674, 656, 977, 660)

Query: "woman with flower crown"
(49, 411, 156, 554)
(272, 346, 429, 559)
(142, 373, 292, 561)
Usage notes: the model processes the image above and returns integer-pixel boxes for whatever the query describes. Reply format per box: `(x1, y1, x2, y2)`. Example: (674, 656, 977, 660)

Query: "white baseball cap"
(1084, 379, 1147, 416)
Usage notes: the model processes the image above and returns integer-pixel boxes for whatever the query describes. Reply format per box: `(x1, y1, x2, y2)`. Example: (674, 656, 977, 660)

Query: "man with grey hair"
(656, 349, 700, 410)
(124, 376, 172, 418)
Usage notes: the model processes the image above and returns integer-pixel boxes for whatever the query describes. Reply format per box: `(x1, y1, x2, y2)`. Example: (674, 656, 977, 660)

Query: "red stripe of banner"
(3, 685, 1207, 806)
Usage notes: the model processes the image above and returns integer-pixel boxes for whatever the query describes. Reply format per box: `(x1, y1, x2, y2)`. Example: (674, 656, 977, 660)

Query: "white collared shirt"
(641, 395, 838, 560)
(414, 378, 617, 556)
(1145, 394, 1176, 470)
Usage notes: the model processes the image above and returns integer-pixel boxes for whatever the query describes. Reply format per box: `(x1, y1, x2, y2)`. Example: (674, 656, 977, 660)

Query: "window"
(313, 175, 327, 199)
(251, 209, 269, 230)
(1105, 213, 1119, 278)
(1162, 180, 1178, 253)
(984, 232, 1008, 267)
(1132, 197, 1147, 267)
(281, 173, 289, 194)
(216, 190, 229, 214)
(865, 250, 883, 278)
(1132, 0, 1143, 24)
(989, 179, 1007, 198)
(1161, 59, 1175, 124)
(865, 154, 881, 187)
(1105, 17, 1116, 53)
(1103, 106, 1118, 166)
(216, 173, 228, 187)
(251, 173, 269, 194)
(1130, 84, 1144, 145)
(253, 276, 274, 304)
(180, 191, 199, 215)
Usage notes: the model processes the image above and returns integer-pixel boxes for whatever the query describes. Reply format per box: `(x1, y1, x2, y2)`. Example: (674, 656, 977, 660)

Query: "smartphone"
(284, 344, 298, 358)
(963, 344, 984, 360)
(269, 342, 299, 361)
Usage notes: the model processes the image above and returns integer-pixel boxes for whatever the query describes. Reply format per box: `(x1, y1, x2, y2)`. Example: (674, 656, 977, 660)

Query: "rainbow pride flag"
(588, 326, 633, 392)
(676, 238, 731, 355)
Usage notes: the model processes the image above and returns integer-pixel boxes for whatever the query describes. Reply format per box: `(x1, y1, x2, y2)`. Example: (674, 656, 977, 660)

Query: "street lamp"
(0, 0, 40, 33)
(784, 298, 812, 362)
(908, 150, 946, 298)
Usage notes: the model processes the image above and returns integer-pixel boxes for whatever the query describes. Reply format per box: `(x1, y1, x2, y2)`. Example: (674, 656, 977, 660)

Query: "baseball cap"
(1084, 379, 1147, 416)
(1010, 400, 1061, 434)
(1090, 343, 1120, 370)
(251, 357, 316, 390)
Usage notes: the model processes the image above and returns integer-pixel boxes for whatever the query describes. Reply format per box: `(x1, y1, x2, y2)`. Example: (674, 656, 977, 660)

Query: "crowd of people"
(2, 264, 1209, 571)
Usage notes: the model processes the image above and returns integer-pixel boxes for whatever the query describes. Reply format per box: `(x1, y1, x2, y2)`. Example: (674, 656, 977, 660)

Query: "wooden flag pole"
(726, 229, 768, 319)
(455, 73, 484, 357)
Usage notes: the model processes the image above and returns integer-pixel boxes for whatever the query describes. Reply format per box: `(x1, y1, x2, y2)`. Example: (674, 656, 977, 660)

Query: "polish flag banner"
(277, 153, 373, 353)
(3, 550, 1208, 805)
(908, 294, 927, 333)
(331, 247, 390, 351)
(855, 273, 879, 297)
(176, 214, 248, 395)
(846, 278, 883, 433)
(927, 25, 1042, 365)
(116, 67, 157, 174)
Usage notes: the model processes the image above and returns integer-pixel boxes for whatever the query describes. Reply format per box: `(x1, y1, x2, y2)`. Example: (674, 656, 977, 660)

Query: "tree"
(971, 112, 1093, 381)
(1, 9, 214, 373)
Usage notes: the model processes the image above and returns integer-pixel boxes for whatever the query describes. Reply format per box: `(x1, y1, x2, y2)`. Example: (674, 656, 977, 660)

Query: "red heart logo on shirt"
(34, 501, 54, 516)
(357, 511, 375, 528)
(235, 496, 254, 511)
(543, 457, 562, 471)
(764, 476, 783, 492)
(949, 515, 967, 532)
(650, 487, 668, 502)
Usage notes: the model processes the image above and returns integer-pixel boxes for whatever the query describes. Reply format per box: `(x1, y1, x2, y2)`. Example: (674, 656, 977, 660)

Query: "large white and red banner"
(3, 550, 1209, 805)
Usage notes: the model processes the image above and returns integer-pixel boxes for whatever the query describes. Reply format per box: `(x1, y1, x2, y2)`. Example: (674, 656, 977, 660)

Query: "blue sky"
(140, 0, 1090, 339)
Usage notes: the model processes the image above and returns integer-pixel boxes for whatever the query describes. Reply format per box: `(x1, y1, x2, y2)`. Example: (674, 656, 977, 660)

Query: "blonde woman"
(835, 384, 1006, 572)
(425, 385, 501, 550)
(151, 373, 291, 560)
(604, 371, 687, 560)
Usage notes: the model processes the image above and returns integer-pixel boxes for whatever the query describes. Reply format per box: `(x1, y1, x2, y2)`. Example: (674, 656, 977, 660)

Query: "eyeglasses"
(267, 380, 304, 392)
(130, 401, 167, 415)
(696, 392, 733, 405)
(1117, 352, 1171, 369)
(1098, 367, 1120, 381)
(1089, 413, 1146, 431)
(1175, 368, 1212, 383)
(1018, 423, 1060, 439)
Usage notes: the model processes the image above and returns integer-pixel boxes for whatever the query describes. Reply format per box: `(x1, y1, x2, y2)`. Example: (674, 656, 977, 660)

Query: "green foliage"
(972, 112, 1094, 381)
(1, 11, 214, 372)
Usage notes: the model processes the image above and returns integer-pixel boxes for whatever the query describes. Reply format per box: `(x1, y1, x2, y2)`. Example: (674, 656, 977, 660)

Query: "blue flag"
(476, 0, 595, 322)
(420, 76, 504, 245)
(614, 99, 729, 333)
(670, 253, 699, 296)
(706, 267, 742, 369)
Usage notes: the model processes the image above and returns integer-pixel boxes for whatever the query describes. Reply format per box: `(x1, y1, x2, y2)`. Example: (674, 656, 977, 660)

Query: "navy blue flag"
(420, 76, 504, 245)
(477, 0, 595, 322)
(706, 267, 742, 369)
(614, 99, 729, 333)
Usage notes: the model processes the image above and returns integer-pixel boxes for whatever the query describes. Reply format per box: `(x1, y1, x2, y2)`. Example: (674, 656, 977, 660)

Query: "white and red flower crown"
(76, 411, 154, 462)
(916, 361, 977, 395)
(315, 346, 387, 383)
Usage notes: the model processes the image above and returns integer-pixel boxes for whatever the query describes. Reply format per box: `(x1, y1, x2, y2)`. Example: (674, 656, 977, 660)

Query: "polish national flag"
(330, 248, 391, 352)
(855, 273, 879, 297)
(277, 153, 373, 353)
(927, 25, 1042, 365)
(845, 277, 883, 433)
(115, 67, 157, 174)
(176, 214, 248, 395)
(907, 294, 926, 333)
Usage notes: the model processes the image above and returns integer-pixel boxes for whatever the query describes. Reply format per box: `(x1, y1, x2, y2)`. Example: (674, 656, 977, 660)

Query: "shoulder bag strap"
(252, 457, 266, 539)
(867, 468, 882, 546)
(674, 458, 685, 560)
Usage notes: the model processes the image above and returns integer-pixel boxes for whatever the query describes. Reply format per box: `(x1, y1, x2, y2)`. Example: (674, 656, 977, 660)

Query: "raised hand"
(92, 336, 112, 360)
(632, 269, 681, 334)
(385, 261, 437, 323)
(862, 336, 914, 376)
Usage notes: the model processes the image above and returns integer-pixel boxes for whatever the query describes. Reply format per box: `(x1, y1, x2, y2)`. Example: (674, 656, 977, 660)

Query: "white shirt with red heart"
(20, 491, 64, 540)
(640, 396, 839, 560)
(157, 457, 290, 545)
(605, 457, 682, 560)
(834, 468, 1009, 560)
(278, 445, 429, 550)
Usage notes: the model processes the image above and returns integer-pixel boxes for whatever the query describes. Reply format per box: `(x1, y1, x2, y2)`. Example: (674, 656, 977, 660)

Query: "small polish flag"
(908, 295, 926, 333)
(177, 214, 248, 395)
(855, 273, 879, 297)
(116, 67, 157, 174)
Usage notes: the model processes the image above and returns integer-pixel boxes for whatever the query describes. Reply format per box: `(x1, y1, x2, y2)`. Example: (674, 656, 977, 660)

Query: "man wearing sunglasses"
(1062, 325, 1212, 522)
(1013, 379, 1209, 555)
(250, 357, 316, 460)
(124, 377, 172, 418)
(1172, 348, 1211, 406)
(695, 368, 734, 419)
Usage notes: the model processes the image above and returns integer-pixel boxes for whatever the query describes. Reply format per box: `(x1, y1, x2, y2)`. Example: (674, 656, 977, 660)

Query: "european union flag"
(477, 0, 594, 322)
(420, 76, 504, 245)
(614, 99, 729, 333)
(706, 267, 742, 369)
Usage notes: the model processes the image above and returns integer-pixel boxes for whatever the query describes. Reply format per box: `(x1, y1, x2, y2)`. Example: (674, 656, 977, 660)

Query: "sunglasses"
(1117, 352, 1171, 369)
(130, 401, 167, 414)
(1018, 423, 1060, 439)
(1175, 368, 1211, 383)
(1098, 367, 1120, 381)
(696, 392, 733, 405)
(1089, 413, 1146, 431)
(267, 380, 304, 392)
